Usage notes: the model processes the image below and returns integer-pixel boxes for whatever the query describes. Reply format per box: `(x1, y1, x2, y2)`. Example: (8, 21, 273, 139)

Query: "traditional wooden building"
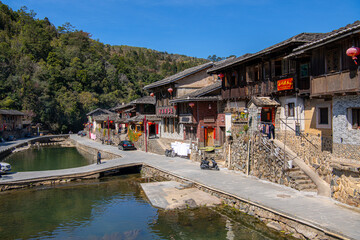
(207, 33, 326, 137)
(144, 62, 218, 140)
(86, 108, 114, 131)
(287, 21, 360, 156)
(170, 81, 225, 146)
(0, 109, 25, 131)
(112, 96, 159, 137)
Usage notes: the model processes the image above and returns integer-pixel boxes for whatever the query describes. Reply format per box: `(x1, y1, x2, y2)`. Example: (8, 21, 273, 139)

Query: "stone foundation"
(330, 161, 360, 207)
(276, 131, 332, 183)
(141, 165, 340, 240)
(223, 132, 316, 192)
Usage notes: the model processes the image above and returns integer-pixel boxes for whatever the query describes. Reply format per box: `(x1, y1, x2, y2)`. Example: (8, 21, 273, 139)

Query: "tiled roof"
(169, 81, 221, 103)
(130, 96, 156, 105)
(208, 33, 326, 73)
(288, 21, 360, 57)
(111, 96, 156, 111)
(248, 97, 280, 107)
(144, 62, 213, 90)
(86, 108, 113, 116)
(0, 109, 25, 116)
(93, 114, 120, 121)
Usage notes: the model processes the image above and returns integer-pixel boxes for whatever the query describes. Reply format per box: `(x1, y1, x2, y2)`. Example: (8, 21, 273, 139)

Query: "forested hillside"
(0, 2, 208, 132)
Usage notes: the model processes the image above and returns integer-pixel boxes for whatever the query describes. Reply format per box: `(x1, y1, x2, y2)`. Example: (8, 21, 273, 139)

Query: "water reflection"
(3, 146, 93, 171)
(0, 175, 295, 240)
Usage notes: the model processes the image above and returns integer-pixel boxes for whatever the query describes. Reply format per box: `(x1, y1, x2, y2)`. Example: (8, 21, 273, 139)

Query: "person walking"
(97, 151, 101, 164)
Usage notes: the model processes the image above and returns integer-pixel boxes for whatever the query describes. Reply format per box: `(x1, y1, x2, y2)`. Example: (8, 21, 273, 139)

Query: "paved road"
(1, 135, 360, 239)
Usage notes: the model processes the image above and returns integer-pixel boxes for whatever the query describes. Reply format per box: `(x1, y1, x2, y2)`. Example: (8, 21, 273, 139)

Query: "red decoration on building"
(346, 47, 360, 65)
(218, 73, 224, 79)
(148, 122, 152, 125)
(150, 93, 154, 97)
(168, 88, 173, 94)
(170, 108, 173, 114)
(173, 105, 177, 110)
(189, 102, 195, 108)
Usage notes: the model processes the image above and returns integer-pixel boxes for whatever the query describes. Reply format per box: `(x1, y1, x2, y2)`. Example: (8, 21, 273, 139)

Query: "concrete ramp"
(141, 181, 221, 209)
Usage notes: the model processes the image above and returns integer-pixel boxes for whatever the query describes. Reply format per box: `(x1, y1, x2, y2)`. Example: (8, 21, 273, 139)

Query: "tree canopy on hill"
(0, 2, 208, 132)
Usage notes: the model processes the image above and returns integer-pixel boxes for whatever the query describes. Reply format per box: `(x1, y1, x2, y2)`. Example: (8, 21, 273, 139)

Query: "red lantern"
(168, 88, 173, 94)
(150, 93, 154, 97)
(110, 121, 113, 123)
(173, 105, 177, 110)
(218, 73, 224, 79)
(189, 102, 195, 108)
(148, 122, 152, 125)
(346, 47, 360, 65)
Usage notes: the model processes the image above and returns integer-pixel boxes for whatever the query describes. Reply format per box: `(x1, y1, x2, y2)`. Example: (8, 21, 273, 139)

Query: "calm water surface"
(0, 174, 295, 240)
(3, 147, 93, 172)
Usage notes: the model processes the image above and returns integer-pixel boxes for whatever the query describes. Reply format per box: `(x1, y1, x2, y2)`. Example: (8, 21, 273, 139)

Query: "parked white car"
(0, 162, 11, 173)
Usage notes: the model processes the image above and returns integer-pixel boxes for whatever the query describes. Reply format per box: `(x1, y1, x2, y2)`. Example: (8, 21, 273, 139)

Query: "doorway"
(205, 127, 215, 146)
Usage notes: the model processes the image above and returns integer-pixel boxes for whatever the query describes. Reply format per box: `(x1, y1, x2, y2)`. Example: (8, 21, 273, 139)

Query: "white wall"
(279, 96, 305, 131)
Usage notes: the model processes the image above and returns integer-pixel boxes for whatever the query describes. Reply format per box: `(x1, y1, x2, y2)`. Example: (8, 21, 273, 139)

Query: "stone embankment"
(276, 132, 360, 208)
(1, 135, 359, 240)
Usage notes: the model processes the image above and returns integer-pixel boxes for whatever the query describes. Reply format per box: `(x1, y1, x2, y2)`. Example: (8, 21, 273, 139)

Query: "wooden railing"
(311, 70, 360, 96)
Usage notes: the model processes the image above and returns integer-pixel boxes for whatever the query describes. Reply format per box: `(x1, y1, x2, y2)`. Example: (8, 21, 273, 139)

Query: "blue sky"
(5, 0, 360, 59)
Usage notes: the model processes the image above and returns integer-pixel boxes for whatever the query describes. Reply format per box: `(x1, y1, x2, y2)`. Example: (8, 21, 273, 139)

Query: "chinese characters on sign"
(157, 107, 176, 117)
(277, 78, 293, 91)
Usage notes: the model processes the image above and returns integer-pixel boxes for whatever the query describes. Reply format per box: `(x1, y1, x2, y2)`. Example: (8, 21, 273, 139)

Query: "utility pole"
(144, 115, 148, 152)
(107, 116, 110, 142)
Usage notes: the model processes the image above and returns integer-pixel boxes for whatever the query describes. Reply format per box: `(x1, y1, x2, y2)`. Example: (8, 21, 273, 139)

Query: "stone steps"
(288, 166, 317, 192)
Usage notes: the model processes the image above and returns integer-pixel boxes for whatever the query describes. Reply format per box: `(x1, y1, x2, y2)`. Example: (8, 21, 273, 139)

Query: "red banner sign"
(277, 78, 293, 91)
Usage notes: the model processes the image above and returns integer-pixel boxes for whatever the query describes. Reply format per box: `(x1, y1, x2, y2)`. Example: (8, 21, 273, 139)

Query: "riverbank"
(0, 135, 359, 239)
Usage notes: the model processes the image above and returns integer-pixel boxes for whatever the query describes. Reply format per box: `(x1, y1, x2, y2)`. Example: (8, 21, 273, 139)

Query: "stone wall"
(276, 131, 332, 183)
(224, 131, 316, 192)
(72, 139, 120, 160)
(330, 162, 360, 207)
(332, 95, 360, 160)
(141, 165, 339, 240)
(275, 130, 360, 208)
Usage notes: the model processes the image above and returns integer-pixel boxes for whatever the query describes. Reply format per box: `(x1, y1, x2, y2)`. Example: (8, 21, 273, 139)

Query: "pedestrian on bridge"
(97, 151, 101, 164)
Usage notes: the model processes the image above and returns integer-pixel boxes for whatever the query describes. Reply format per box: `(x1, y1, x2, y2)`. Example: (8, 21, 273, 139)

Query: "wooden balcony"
(230, 87, 246, 99)
(222, 89, 230, 99)
(311, 70, 360, 97)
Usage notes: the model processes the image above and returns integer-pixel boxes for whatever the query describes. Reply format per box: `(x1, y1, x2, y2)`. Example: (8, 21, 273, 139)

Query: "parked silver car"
(0, 162, 11, 173)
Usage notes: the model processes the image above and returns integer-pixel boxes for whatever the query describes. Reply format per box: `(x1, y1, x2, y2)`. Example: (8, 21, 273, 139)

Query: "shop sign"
(231, 112, 248, 123)
(277, 78, 293, 91)
(157, 106, 176, 117)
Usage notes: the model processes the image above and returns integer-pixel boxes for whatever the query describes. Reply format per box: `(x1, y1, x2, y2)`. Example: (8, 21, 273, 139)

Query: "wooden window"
(274, 60, 282, 76)
(300, 63, 309, 78)
(289, 60, 296, 74)
(282, 59, 289, 75)
(287, 103, 295, 117)
(231, 71, 237, 87)
(263, 62, 270, 79)
(352, 109, 360, 129)
(224, 73, 230, 88)
(326, 48, 340, 73)
(246, 66, 253, 82)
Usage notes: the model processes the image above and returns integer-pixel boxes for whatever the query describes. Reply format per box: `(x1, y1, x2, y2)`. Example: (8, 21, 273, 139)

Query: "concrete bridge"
(0, 135, 359, 240)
